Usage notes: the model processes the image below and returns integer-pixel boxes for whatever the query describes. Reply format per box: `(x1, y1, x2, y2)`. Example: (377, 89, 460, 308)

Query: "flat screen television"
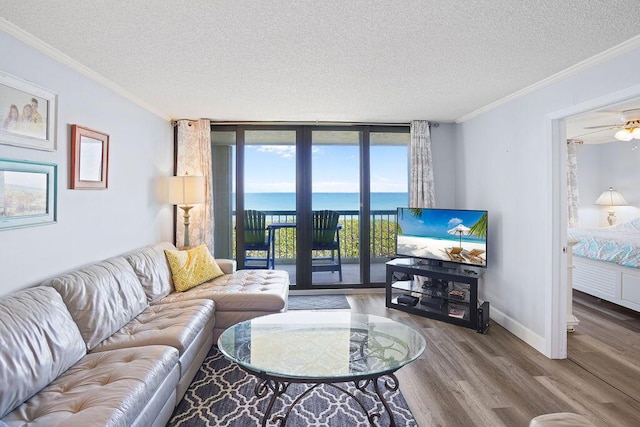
(395, 208, 487, 268)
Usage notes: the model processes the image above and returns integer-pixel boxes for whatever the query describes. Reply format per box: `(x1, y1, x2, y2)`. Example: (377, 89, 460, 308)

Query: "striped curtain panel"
(566, 139, 581, 227)
(175, 119, 214, 252)
(409, 120, 436, 208)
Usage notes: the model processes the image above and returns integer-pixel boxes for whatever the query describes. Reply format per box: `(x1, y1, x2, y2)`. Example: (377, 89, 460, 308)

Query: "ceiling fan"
(584, 108, 640, 141)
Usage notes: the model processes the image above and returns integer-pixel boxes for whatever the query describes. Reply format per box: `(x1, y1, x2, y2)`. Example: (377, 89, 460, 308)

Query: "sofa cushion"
(164, 244, 224, 292)
(92, 299, 215, 356)
(124, 242, 177, 303)
(0, 287, 86, 419)
(1, 346, 179, 427)
(216, 258, 237, 275)
(44, 256, 148, 350)
(157, 269, 289, 311)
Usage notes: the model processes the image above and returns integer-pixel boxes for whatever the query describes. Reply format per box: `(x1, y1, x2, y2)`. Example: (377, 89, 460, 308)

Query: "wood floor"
(346, 292, 640, 427)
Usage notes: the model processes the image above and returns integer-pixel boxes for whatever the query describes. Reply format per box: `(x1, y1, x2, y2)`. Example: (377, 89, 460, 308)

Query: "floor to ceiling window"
(243, 130, 297, 271)
(310, 130, 362, 286)
(212, 124, 409, 289)
(211, 130, 235, 260)
(370, 131, 410, 282)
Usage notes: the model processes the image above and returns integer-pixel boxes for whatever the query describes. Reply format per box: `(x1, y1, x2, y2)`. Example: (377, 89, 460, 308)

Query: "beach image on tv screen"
(396, 208, 487, 266)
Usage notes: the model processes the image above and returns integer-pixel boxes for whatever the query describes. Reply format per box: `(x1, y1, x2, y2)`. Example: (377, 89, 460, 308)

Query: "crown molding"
(0, 18, 171, 121)
(456, 34, 640, 124)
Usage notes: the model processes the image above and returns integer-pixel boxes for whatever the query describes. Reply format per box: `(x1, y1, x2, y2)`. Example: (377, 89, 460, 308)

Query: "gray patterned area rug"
(287, 294, 351, 310)
(169, 348, 417, 427)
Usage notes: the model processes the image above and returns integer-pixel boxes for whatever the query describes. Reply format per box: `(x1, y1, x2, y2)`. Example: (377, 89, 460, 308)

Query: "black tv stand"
(386, 258, 490, 333)
(412, 258, 446, 269)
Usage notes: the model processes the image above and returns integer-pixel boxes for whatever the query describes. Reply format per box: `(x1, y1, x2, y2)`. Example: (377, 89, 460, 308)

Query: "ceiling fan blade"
(583, 124, 621, 129)
(571, 128, 618, 138)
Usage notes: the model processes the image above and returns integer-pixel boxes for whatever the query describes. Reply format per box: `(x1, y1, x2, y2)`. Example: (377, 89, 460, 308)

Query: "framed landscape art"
(0, 158, 57, 230)
(0, 71, 57, 151)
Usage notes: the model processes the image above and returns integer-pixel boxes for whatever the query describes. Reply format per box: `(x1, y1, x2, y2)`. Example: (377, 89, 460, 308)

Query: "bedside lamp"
(594, 187, 627, 226)
(168, 173, 205, 248)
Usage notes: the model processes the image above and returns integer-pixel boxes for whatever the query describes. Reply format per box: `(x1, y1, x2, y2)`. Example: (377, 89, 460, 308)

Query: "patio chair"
(465, 248, 486, 264)
(445, 247, 465, 262)
(243, 209, 272, 269)
(312, 210, 342, 281)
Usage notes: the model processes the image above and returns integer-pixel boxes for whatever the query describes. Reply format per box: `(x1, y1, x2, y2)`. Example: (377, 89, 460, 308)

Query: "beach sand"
(397, 235, 486, 265)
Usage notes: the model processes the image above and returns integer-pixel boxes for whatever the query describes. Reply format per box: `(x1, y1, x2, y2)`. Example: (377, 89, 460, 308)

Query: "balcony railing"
(234, 210, 397, 263)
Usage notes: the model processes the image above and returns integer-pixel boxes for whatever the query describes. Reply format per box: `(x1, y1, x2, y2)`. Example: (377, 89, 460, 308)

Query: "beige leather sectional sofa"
(0, 242, 289, 426)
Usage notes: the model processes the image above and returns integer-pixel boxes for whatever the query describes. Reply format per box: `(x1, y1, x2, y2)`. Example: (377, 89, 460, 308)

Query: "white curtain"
(175, 119, 214, 252)
(409, 120, 436, 208)
(567, 139, 581, 227)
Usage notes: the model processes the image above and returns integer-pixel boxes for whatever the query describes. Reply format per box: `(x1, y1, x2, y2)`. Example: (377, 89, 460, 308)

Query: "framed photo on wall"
(70, 125, 109, 189)
(0, 71, 57, 151)
(0, 158, 57, 230)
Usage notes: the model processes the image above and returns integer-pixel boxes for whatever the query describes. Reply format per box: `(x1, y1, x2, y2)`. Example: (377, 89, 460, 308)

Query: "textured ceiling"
(1, 1, 640, 123)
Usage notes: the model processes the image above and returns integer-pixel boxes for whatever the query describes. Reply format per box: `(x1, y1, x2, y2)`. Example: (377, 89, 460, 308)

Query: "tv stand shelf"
(386, 258, 489, 333)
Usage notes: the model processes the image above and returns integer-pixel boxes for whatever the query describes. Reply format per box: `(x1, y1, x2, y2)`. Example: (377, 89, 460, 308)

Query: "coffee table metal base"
(218, 313, 425, 426)
(252, 372, 400, 427)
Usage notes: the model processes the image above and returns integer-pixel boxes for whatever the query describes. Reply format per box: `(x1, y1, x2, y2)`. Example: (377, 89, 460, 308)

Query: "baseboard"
(488, 304, 546, 355)
(286, 291, 548, 355)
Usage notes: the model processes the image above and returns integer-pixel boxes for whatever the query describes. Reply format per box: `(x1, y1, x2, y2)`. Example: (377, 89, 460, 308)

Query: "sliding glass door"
(211, 130, 235, 260)
(212, 124, 409, 289)
(369, 131, 410, 282)
(239, 129, 298, 277)
(311, 130, 362, 286)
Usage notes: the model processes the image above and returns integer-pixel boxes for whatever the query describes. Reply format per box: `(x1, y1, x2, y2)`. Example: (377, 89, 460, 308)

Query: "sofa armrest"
(216, 259, 237, 274)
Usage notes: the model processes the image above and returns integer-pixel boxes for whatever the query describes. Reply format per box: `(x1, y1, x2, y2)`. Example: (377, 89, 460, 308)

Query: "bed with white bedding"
(568, 218, 640, 312)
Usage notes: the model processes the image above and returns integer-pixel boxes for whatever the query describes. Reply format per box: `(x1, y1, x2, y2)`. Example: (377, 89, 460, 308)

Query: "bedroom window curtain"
(567, 139, 581, 227)
(175, 119, 214, 252)
(409, 120, 436, 208)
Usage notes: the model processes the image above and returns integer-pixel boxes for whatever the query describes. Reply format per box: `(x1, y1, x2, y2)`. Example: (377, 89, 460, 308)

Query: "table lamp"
(168, 173, 205, 248)
(594, 187, 627, 226)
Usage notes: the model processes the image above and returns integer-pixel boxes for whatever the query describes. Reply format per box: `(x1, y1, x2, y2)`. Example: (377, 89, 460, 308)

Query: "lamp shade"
(168, 175, 205, 205)
(594, 187, 627, 207)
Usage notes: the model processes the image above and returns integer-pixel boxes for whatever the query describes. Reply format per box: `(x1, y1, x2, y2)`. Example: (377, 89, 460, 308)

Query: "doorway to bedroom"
(564, 98, 640, 313)
(558, 95, 640, 394)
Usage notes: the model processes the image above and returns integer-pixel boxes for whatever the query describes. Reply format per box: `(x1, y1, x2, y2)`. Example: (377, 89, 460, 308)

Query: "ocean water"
(238, 192, 408, 211)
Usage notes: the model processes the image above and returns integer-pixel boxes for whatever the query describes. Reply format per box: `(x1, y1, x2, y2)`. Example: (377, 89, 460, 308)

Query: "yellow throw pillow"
(164, 244, 224, 292)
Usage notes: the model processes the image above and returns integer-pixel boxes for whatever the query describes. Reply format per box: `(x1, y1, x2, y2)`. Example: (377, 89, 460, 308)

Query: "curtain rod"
(172, 119, 441, 127)
(208, 121, 440, 127)
(171, 119, 197, 127)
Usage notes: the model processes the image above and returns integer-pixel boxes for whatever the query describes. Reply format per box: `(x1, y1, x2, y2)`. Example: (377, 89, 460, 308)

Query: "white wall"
(576, 141, 640, 227)
(455, 43, 640, 354)
(430, 123, 456, 208)
(0, 31, 174, 296)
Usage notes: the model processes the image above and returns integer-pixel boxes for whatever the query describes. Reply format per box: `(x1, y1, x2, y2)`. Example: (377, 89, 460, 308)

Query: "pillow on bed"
(612, 217, 640, 232)
(164, 244, 224, 292)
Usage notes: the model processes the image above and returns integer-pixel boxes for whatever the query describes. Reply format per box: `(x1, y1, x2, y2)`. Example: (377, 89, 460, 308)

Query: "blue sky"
(241, 145, 408, 193)
(2, 171, 47, 189)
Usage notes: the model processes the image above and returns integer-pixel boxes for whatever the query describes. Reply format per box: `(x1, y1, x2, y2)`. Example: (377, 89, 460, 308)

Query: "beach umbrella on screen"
(447, 224, 470, 248)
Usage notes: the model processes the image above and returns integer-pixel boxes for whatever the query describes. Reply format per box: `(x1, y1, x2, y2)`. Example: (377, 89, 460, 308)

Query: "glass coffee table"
(217, 311, 426, 426)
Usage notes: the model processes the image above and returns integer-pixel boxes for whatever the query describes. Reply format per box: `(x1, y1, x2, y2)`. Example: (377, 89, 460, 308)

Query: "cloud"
(447, 217, 463, 228)
(253, 145, 296, 159)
